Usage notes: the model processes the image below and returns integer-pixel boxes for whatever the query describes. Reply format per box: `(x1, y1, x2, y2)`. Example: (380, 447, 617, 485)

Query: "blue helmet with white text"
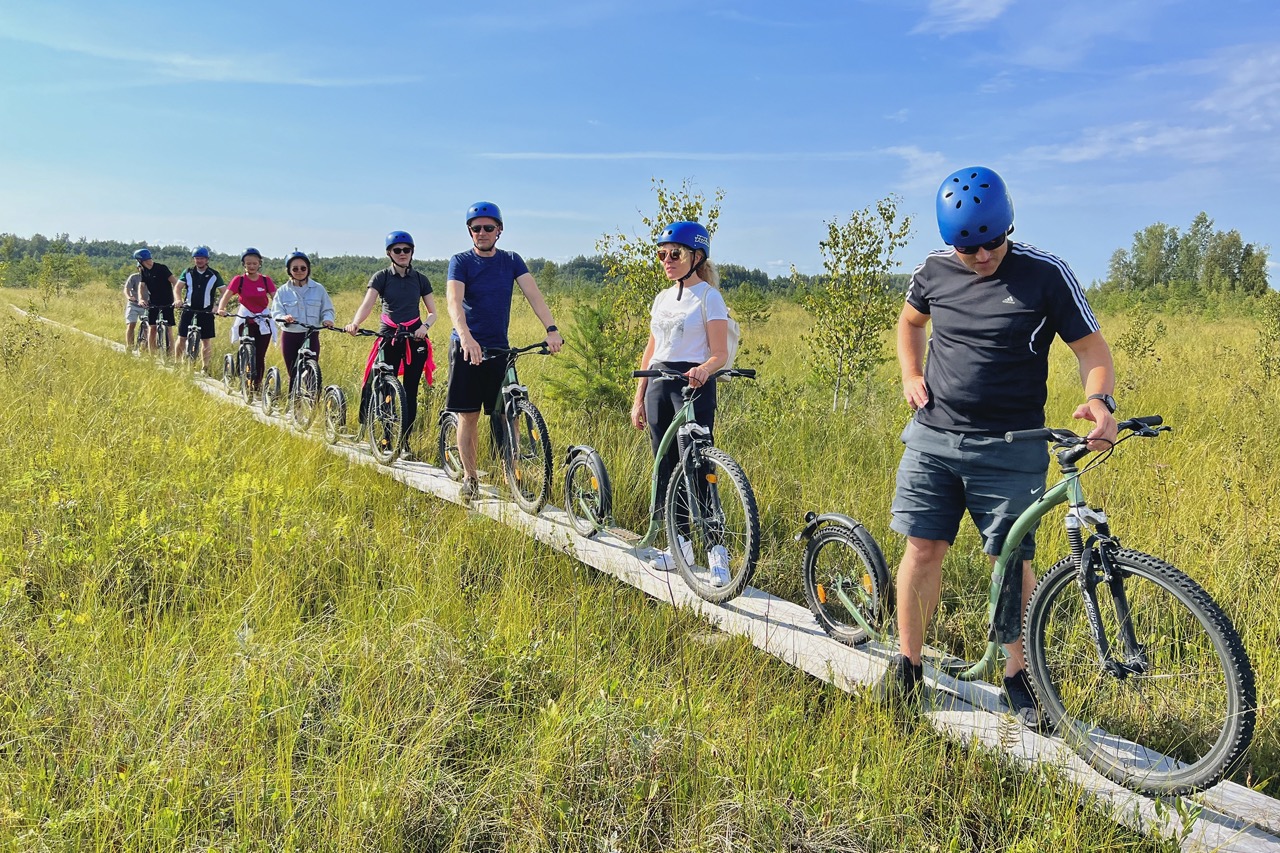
(657, 221, 710, 257)
(936, 166, 1014, 246)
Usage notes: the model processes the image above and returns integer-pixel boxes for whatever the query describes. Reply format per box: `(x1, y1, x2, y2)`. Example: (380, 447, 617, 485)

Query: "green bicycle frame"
(634, 394, 702, 550)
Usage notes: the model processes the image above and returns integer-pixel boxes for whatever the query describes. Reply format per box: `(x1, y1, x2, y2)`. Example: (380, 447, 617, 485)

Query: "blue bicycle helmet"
(936, 166, 1014, 246)
(657, 221, 711, 257)
(285, 250, 310, 267)
(132, 248, 152, 262)
(240, 247, 262, 263)
(385, 230, 414, 249)
(466, 202, 502, 225)
(192, 246, 210, 259)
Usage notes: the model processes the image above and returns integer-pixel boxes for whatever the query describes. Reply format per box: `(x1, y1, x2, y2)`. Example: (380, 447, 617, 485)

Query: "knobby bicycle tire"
(292, 360, 321, 429)
(239, 343, 255, 404)
(368, 375, 406, 464)
(664, 445, 760, 604)
(437, 412, 463, 481)
(262, 367, 281, 415)
(322, 386, 346, 445)
(503, 399, 552, 515)
(185, 327, 200, 364)
(563, 448, 612, 536)
(1023, 548, 1255, 795)
(801, 523, 893, 646)
(222, 354, 234, 391)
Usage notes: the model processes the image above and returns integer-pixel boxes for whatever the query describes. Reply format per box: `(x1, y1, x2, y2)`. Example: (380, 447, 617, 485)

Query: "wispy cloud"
(1195, 46, 1280, 131)
(1018, 121, 1243, 165)
(478, 151, 875, 162)
(0, 21, 416, 87)
(912, 0, 1016, 35)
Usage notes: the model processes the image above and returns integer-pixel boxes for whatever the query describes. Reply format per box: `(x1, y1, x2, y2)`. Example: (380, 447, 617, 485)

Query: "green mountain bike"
(564, 366, 760, 605)
(798, 415, 1255, 796)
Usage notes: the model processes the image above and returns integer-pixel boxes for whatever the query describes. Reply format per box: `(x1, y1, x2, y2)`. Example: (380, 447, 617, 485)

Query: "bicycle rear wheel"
(292, 360, 321, 429)
(222, 353, 234, 390)
(801, 523, 892, 646)
(368, 375, 406, 464)
(437, 412, 463, 481)
(665, 446, 760, 604)
(1024, 549, 1255, 795)
(563, 447, 612, 536)
(322, 385, 346, 444)
(262, 367, 281, 415)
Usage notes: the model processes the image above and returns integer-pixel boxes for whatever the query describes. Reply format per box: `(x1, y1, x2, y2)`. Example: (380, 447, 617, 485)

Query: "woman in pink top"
(216, 247, 278, 395)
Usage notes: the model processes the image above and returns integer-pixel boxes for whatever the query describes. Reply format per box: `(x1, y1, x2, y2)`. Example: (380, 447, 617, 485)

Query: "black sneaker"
(460, 477, 480, 506)
(1003, 669, 1045, 730)
(874, 654, 925, 706)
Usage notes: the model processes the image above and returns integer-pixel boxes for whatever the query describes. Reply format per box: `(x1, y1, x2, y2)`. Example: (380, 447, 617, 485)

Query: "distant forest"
(0, 232, 893, 297)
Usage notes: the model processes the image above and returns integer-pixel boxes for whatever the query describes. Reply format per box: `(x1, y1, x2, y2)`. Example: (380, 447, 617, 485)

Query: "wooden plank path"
(16, 304, 1280, 852)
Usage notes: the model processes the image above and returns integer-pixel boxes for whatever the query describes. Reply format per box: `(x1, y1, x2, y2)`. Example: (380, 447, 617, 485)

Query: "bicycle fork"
(1068, 506, 1150, 680)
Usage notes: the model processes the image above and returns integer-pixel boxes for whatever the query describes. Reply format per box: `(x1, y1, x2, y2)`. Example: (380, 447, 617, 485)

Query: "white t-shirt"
(649, 281, 729, 363)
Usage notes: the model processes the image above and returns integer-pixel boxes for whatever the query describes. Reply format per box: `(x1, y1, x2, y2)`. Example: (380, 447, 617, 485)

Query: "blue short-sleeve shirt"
(447, 249, 530, 349)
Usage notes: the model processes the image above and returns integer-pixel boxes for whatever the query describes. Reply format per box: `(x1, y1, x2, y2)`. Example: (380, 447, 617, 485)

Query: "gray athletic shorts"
(890, 419, 1049, 560)
(125, 301, 145, 323)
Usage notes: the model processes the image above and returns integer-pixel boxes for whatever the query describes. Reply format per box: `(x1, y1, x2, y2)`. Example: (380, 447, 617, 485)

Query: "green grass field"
(0, 282, 1274, 850)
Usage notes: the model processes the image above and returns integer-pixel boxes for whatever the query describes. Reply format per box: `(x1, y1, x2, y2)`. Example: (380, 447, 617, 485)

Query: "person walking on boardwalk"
(882, 166, 1118, 728)
(123, 266, 144, 351)
(445, 202, 562, 503)
(175, 246, 225, 371)
(630, 221, 732, 583)
(272, 251, 336, 392)
(216, 248, 277, 397)
(344, 231, 437, 461)
(133, 248, 178, 356)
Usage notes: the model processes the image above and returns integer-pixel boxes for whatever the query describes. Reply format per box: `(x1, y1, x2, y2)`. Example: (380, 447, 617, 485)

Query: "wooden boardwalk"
(18, 305, 1280, 852)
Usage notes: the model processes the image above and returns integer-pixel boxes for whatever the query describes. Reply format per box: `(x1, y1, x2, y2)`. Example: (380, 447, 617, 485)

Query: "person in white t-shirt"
(630, 221, 732, 582)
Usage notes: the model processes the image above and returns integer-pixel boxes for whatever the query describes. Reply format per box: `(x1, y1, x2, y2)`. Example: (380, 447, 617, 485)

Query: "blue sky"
(1, 0, 1277, 286)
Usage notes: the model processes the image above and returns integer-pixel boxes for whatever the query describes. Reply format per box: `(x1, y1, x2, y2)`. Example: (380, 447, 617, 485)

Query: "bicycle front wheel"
(239, 345, 254, 404)
(665, 446, 760, 604)
(1024, 549, 1255, 795)
(563, 448, 612, 536)
(222, 353, 234, 391)
(322, 386, 346, 444)
(503, 399, 552, 514)
(802, 523, 892, 646)
(186, 328, 200, 364)
(292, 360, 321, 429)
(262, 366, 281, 415)
(437, 412, 463, 481)
(367, 375, 406, 464)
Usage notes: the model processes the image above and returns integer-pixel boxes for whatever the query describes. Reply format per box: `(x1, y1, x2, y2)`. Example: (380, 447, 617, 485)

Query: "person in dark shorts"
(344, 231, 437, 460)
(133, 248, 178, 355)
(880, 166, 1118, 729)
(175, 246, 225, 371)
(445, 202, 562, 503)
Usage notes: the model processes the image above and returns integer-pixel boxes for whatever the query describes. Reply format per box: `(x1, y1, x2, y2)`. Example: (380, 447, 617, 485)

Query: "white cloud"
(912, 0, 1016, 35)
(477, 151, 876, 162)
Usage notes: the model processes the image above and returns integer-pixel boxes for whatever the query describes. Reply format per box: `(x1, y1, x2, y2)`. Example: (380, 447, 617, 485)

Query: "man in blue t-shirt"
(445, 201, 562, 503)
(882, 167, 1117, 728)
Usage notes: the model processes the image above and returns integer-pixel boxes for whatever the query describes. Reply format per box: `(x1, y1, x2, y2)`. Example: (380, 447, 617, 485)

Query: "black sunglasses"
(954, 230, 1011, 255)
(389, 246, 413, 255)
(469, 224, 498, 234)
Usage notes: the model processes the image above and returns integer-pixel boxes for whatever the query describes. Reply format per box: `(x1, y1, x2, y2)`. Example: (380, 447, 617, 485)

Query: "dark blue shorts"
(890, 420, 1049, 560)
(444, 340, 505, 414)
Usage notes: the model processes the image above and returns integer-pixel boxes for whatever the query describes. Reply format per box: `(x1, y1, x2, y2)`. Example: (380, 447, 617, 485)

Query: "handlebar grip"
(1005, 428, 1056, 443)
(1128, 415, 1163, 428)
(632, 370, 662, 378)
(731, 368, 756, 379)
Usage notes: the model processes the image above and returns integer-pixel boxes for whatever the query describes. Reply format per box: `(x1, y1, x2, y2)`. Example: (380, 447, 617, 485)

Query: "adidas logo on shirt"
(1002, 296, 1017, 304)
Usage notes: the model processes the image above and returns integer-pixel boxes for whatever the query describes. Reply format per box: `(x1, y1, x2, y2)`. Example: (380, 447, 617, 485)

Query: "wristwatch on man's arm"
(1087, 393, 1117, 414)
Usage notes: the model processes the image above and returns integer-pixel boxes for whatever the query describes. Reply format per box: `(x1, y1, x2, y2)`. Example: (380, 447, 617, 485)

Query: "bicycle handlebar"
(481, 342, 551, 359)
(1005, 415, 1167, 445)
(354, 328, 414, 340)
(632, 367, 757, 381)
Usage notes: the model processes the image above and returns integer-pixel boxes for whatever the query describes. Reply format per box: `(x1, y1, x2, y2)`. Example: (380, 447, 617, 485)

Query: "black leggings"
(359, 330, 430, 439)
(240, 324, 272, 387)
(644, 361, 717, 522)
(281, 330, 320, 386)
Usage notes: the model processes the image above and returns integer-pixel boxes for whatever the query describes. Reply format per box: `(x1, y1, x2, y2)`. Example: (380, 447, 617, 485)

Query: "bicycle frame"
(634, 388, 706, 549)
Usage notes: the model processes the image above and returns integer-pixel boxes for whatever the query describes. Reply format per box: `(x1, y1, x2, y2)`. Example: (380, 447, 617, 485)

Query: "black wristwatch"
(545, 324, 558, 333)
(1087, 393, 1117, 414)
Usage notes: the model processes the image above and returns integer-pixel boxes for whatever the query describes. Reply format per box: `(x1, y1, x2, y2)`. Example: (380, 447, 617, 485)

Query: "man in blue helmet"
(881, 166, 1117, 728)
(445, 201, 562, 503)
(133, 248, 178, 355)
(175, 246, 224, 370)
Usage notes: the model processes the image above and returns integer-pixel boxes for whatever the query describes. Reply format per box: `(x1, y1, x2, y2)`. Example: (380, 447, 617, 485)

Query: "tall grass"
(0, 285, 1266, 849)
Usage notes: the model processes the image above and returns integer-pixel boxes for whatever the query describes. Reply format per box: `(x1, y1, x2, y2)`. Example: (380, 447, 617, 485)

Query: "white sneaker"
(708, 545, 731, 586)
(676, 535, 694, 566)
(649, 550, 675, 572)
